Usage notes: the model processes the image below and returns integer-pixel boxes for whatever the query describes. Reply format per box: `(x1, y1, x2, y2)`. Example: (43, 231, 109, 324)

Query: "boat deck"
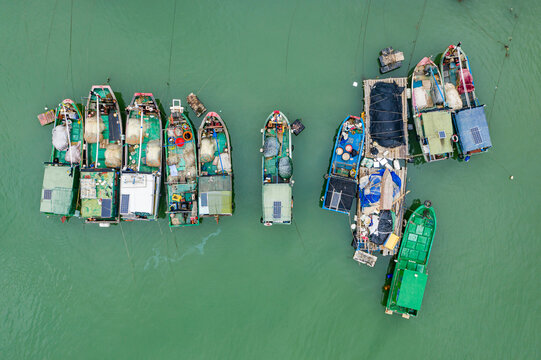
(263, 127, 291, 183)
(354, 166, 408, 256)
(52, 102, 83, 164)
(362, 78, 409, 160)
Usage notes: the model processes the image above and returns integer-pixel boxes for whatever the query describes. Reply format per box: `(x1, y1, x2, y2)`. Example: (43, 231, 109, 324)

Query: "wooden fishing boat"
(40, 99, 84, 218)
(164, 99, 199, 227)
(385, 203, 436, 319)
(411, 57, 453, 162)
(261, 110, 293, 225)
(119, 93, 163, 221)
(80, 85, 123, 227)
(197, 112, 233, 222)
(440, 43, 492, 159)
(322, 115, 364, 214)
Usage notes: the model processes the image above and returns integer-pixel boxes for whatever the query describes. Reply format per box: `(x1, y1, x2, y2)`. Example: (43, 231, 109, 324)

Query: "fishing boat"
(411, 57, 453, 162)
(80, 85, 123, 226)
(164, 99, 199, 227)
(40, 99, 84, 218)
(440, 43, 492, 159)
(385, 203, 436, 319)
(261, 110, 293, 225)
(322, 115, 364, 214)
(197, 112, 233, 222)
(119, 93, 163, 221)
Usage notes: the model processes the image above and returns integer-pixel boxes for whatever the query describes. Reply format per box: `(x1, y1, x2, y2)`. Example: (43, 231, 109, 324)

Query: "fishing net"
(213, 153, 231, 173)
(369, 81, 405, 148)
(278, 156, 292, 179)
(183, 147, 196, 167)
(84, 116, 105, 144)
(145, 140, 161, 167)
(52, 124, 70, 151)
(263, 136, 280, 158)
(200, 137, 216, 163)
(126, 117, 149, 145)
(444, 83, 463, 110)
(64, 143, 81, 163)
(104, 143, 122, 168)
(369, 210, 394, 245)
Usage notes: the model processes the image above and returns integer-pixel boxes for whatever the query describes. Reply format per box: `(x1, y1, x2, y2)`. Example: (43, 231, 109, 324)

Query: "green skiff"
(385, 204, 436, 319)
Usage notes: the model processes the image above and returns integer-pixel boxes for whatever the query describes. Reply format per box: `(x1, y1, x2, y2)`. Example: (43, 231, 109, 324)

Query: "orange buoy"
(175, 137, 185, 147)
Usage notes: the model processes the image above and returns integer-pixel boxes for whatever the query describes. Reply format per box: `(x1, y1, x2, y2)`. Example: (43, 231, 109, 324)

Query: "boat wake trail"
(144, 228, 222, 270)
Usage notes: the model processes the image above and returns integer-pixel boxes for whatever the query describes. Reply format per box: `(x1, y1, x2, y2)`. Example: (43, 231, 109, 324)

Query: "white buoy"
(353, 81, 358, 87)
(510, 175, 514, 180)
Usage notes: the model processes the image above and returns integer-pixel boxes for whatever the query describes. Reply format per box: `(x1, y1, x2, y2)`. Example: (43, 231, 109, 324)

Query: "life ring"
(181, 123, 190, 131)
(349, 169, 356, 177)
(183, 131, 193, 141)
(174, 127, 183, 137)
(168, 136, 175, 144)
(451, 134, 459, 143)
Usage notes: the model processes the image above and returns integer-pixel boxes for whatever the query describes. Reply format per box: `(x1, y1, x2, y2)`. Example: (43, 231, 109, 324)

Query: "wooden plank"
(380, 169, 394, 210)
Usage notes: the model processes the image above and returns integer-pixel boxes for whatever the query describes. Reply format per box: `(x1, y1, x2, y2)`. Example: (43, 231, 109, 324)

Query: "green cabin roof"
(40, 164, 78, 215)
(422, 110, 453, 155)
(397, 269, 428, 311)
(262, 183, 292, 223)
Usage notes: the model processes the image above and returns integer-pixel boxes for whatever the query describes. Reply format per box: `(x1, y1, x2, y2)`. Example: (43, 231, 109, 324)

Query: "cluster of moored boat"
(321, 43, 492, 319)
(39, 43, 491, 319)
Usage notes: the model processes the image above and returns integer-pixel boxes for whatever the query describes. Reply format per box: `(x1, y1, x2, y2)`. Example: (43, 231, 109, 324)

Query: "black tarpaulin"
(369, 82, 405, 148)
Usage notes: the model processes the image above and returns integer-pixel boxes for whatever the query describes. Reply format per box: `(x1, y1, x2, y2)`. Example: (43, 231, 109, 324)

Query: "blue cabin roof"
(454, 106, 492, 153)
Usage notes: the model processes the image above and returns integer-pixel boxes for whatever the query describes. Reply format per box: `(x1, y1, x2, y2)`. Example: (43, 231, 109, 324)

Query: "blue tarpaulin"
(360, 169, 401, 208)
(454, 106, 492, 153)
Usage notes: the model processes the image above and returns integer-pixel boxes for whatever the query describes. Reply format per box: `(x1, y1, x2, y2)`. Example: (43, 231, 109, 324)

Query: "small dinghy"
(385, 203, 436, 319)
(197, 112, 233, 222)
(80, 85, 123, 226)
(322, 115, 364, 214)
(119, 93, 163, 221)
(411, 57, 453, 163)
(261, 110, 293, 226)
(40, 99, 84, 218)
(164, 99, 199, 227)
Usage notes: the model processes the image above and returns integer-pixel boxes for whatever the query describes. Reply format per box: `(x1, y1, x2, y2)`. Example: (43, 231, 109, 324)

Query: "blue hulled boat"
(322, 115, 365, 214)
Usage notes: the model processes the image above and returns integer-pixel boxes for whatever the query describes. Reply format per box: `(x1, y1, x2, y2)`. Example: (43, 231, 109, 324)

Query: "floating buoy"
(336, 147, 344, 155)
(345, 144, 353, 152)
(175, 137, 185, 147)
(510, 175, 514, 180)
(183, 131, 193, 141)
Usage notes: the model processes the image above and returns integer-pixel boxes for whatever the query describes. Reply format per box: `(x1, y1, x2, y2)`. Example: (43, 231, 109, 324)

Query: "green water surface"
(0, 0, 539, 358)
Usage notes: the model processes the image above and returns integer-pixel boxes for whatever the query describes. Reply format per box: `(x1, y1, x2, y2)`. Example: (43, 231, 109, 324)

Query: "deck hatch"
(120, 194, 130, 215)
(330, 191, 341, 209)
(273, 201, 281, 219)
(43, 189, 52, 200)
(101, 198, 112, 218)
(471, 126, 482, 145)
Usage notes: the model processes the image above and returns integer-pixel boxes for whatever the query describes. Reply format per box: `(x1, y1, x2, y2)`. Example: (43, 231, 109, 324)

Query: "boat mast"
(137, 102, 143, 171)
(456, 46, 471, 108)
(61, 103, 73, 166)
(95, 91, 100, 166)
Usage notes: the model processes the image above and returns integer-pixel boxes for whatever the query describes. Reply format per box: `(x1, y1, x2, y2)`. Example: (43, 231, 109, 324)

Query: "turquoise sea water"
(1, 0, 539, 358)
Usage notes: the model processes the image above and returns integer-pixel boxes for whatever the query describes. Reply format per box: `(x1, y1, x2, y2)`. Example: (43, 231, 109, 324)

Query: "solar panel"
(101, 199, 112, 218)
(43, 189, 52, 200)
(471, 126, 482, 145)
(120, 194, 130, 215)
(200, 193, 208, 207)
(273, 201, 281, 219)
(438, 130, 446, 139)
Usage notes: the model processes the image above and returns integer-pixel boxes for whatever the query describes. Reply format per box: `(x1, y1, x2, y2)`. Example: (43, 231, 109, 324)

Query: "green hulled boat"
(80, 85, 123, 227)
(198, 112, 233, 222)
(261, 110, 293, 225)
(385, 204, 436, 319)
(164, 99, 199, 227)
(119, 93, 163, 221)
(40, 99, 84, 217)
